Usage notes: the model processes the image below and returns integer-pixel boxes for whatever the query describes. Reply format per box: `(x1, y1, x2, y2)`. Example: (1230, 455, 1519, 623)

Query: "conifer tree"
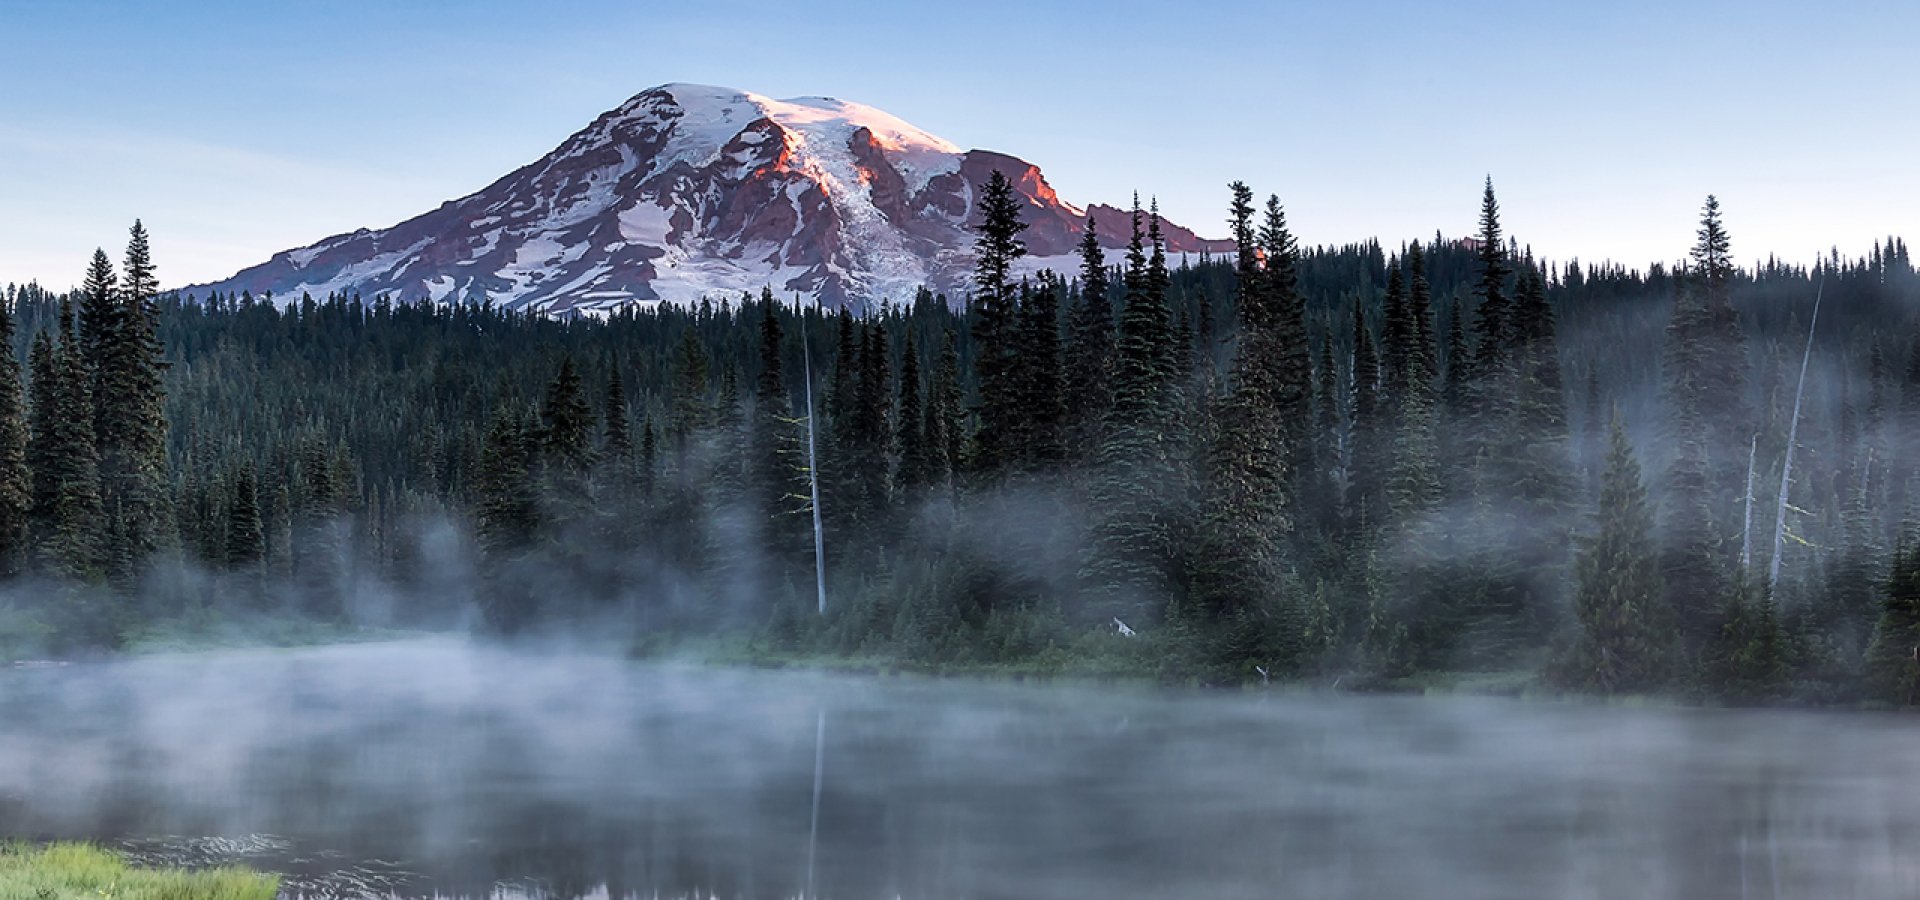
(0, 297, 29, 576)
(1063, 216, 1115, 462)
(1348, 297, 1384, 533)
(1471, 177, 1512, 370)
(1664, 198, 1748, 653)
(43, 301, 104, 581)
(540, 356, 595, 475)
(85, 221, 173, 580)
(668, 329, 710, 465)
(1380, 264, 1411, 401)
(895, 331, 930, 492)
(1189, 187, 1309, 666)
(1258, 196, 1317, 518)
(1014, 272, 1066, 472)
(969, 168, 1029, 477)
(477, 405, 538, 563)
(1084, 197, 1183, 625)
(224, 466, 264, 569)
(603, 366, 633, 459)
(539, 356, 595, 516)
(25, 332, 58, 549)
(748, 290, 805, 564)
(1560, 414, 1670, 693)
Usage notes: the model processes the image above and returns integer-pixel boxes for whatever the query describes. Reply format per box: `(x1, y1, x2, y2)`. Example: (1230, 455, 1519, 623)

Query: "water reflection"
(3, 640, 1919, 899)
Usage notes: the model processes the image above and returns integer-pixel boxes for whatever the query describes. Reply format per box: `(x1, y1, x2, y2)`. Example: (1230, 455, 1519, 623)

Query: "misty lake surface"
(4, 640, 1920, 900)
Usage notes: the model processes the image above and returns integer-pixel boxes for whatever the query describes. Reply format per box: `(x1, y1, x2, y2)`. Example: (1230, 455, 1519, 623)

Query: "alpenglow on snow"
(185, 83, 1231, 313)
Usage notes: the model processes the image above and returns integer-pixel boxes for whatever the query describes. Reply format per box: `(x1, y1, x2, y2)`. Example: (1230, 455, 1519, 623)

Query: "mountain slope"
(185, 83, 1229, 312)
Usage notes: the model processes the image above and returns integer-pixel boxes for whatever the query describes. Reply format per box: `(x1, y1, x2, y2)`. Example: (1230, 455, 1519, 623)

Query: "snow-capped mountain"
(185, 83, 1230, 313)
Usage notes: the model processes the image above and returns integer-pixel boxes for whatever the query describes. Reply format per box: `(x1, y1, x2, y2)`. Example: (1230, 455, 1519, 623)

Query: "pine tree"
(476, 405, 539, 563)
(0, 296, 29, 576)
(25, 332, 58, 551)
(224, 466, 264, 569)
(1471, 177, 1512, 371)
(1063, 215, 1115, 463)
(1348, 297, 1384, 535)
(77, 248, 120, 405)
(1188, 187, 1310, 668)
(540, 356, 595, 474)
(1664, 198, 1748, 653)
(1084, 197, 1184, 625)
(1380, 264, 1412, 402)
(895, 331, 930, 492)
(1559, 414, 1670, 693)
(1014, 272, 1066, 472)
(668, 329, 710, 465)
(539, 356, 595, 517)
(748, 290, 805, 565)
(969, 168, 1029, 477)
(42, 301, 104, 581)
(603, 366, 633, 459)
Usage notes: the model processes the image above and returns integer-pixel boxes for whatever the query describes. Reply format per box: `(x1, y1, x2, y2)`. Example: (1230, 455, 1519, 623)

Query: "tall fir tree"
(1084, 197, 1184, 626)
(0, 296, 29, 576)
(895, 331, 930, 492)
(968, 168, 1029, 478)
(1559, 413, 1671, 693)
(1189, 186, 1309, 669)
(43, 300, 104, 581)
(1063, 215, 1116, 463)
(1014, 272, 1067, 472)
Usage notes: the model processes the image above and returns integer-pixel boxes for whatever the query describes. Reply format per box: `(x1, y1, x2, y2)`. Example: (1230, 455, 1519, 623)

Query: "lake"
(3, 639, 1918, 899)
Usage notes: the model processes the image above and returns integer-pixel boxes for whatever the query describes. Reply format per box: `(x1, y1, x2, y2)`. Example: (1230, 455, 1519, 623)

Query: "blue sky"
(1, 0, 1913, 289)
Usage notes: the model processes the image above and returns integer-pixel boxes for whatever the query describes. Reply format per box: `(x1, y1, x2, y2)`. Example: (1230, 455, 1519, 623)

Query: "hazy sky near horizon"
(0, 0, 1913, 290)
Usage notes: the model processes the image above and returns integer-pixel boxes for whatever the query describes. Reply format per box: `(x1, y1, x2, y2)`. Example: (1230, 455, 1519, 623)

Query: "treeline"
(3, 183, 1919, 705)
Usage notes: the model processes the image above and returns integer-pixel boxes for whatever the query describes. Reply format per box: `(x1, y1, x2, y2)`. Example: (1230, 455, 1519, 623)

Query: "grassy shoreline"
(0, 843, 278, 900)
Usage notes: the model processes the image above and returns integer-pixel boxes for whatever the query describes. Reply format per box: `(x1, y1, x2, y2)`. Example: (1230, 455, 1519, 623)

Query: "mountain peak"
(186, 84, 1229, 313)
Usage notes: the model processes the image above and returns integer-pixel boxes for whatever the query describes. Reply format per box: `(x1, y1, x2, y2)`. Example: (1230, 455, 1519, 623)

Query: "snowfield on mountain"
(185, 83, 1230, 312)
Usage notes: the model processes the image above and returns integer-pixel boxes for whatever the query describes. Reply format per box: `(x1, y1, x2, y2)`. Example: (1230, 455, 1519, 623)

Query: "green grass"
(0, 843, 278, 900)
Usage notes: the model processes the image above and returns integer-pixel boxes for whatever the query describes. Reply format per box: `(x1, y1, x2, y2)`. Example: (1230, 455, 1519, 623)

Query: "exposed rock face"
(186, 83, 1231, 312)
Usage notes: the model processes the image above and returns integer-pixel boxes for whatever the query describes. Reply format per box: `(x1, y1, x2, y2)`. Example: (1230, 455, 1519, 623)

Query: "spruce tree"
(1189, 187, 1310, 668)
(603, 366, 633, 459)
(0, 297, 29, 576)
(25, 332, 58, 550)
(1348, 297, 1384, 535)
(77, 223, 173, 581)
(748, 290, 805, 565)
(540, 356, 595, 474)
(1380, 264, 1411, 402)
(224, 466, 264, 569)
(1663, 198, 1748, 653)
(668, 329, 710, 465)
(895, 331, 930, 492)
(43, 301, 104, 581)
(969, 168, 1029, 478)
(1084, 197, 1183, 625)
(1063, 215, 1115, 463)
(1014, 272, 1066, 472)
(1471, 177, 1512, 370)
(1559, 414, 1670, 693)
(539, 356, 595, 517)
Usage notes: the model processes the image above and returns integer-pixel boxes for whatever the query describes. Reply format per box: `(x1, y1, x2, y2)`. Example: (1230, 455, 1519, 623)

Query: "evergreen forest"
(5, 181, 1920, 706)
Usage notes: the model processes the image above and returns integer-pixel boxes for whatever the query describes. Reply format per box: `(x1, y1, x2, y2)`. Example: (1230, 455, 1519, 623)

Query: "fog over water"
(3, 639, 1919, 899)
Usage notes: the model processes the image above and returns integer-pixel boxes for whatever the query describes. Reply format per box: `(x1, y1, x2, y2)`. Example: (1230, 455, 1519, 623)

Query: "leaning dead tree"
(1768, 280, 1824, 593)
